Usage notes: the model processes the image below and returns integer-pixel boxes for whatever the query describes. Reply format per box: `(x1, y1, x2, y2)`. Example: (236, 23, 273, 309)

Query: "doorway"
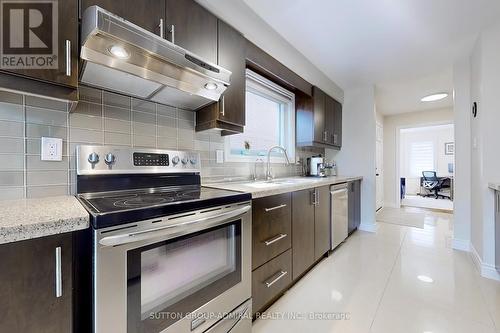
(398, 124, 454, 212)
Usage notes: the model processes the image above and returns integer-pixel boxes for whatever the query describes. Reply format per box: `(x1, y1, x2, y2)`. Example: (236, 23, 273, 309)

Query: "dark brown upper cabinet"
(245, 41, 312, 96)
(81, 0, 165, 37)
(0, 233, 73, 333)
(196, 20, 246, 133)
(297, 86, 343, 149)
(0, 0, 78, 92)
(165, 0, 218, 64)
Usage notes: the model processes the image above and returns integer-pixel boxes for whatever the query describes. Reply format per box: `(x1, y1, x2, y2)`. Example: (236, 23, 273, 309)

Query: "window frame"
(224, 69, 296, 163)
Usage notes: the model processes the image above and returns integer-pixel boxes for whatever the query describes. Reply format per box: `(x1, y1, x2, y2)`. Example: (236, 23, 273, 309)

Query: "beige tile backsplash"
(0, 85, 303, 200)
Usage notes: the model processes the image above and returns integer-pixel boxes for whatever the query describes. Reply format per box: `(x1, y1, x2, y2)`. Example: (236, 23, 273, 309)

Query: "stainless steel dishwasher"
(330, 183, 349, 250)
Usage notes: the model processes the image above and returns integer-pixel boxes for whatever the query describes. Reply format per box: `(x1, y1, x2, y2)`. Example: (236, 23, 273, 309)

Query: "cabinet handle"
(264, 204, 287, 212)
(323, 131, 328, 142)
(55, 247, 62, 298)
(159, 19, 164, 38)
(265, 270, 288, 288)
(333, 134, 338, 145)
(264, 233, 287, 246)
(169, 24, 175, 44)
(220, 96, 225, 117)
(65, 40, 71, 77)
(311, 190, 317, 205)
(316, 189, 319, 206)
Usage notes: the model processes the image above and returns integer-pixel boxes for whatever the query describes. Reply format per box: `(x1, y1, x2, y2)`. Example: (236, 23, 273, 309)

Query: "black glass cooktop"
(77, 185, 251, 229)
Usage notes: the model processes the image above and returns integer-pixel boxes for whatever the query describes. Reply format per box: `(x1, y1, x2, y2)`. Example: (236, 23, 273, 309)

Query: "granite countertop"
(489, 183, 500, 191)
(205, 176, 363, 199)
(0, 196, 89, 245)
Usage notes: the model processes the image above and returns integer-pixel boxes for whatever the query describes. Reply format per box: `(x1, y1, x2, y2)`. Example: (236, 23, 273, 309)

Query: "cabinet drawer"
(252, 193, 292, 269)
(252, 249, 292, 314)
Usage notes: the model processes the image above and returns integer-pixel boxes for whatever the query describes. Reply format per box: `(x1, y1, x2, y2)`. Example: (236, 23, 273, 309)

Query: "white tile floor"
(252, 208, 500, 333)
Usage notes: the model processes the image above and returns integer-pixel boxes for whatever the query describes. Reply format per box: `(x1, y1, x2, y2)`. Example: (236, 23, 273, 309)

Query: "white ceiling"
(242, 0, 500, 114)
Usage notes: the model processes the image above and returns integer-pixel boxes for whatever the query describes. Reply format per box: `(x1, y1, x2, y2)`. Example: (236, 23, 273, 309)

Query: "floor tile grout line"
(368, 228, 408, 331)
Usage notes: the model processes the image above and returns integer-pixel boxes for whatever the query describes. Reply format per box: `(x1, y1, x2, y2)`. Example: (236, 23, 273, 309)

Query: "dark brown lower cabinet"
(314, 186, 331, 260)
(292, 189, 315, 280)
(252, 249, 292, 314)
(348, 180, 361, 235)
(0, 233, 73, 332)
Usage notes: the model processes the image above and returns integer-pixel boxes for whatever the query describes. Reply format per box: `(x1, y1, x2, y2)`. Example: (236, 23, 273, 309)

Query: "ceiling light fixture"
(421, 93, 448, 102)
(108, 45, 130, 59)
(204, 82, 218, 90)
(417, 275, 434, 283)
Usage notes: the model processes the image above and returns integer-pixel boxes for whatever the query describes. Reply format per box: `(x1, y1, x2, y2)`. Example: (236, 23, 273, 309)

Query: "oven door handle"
(99, 205, 251, 247)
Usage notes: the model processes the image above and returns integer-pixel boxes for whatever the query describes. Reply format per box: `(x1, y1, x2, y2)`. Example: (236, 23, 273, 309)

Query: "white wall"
(195, 0, 344, 102)
(468, 21, 500, 275)
(452, 56, 472, 251)
(399, 125, 454, 194)
(383, 108, 454, 207)
(327, 85, 377, 231)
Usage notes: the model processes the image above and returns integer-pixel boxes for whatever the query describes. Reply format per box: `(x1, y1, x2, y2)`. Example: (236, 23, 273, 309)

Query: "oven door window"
(127, 220, 241, 332)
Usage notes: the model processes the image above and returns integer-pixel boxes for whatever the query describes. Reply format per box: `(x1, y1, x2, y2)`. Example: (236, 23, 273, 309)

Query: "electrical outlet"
(216, 150, 224, 164)
(41, 137, 63, 161)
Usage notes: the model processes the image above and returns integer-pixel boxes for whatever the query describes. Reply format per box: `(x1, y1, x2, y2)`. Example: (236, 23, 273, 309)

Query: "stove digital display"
(133, 153, 169, 166)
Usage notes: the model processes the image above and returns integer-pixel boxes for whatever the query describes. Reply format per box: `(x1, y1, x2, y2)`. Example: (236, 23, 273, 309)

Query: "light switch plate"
(41, 137, 63, 161)
(216, 150, 224, 164)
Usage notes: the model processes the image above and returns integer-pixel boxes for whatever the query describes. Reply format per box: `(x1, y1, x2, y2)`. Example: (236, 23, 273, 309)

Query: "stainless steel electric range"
(76, 145, 252, 333)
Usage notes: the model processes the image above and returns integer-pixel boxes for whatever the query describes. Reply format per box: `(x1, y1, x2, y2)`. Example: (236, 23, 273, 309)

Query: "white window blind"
(410, 141, 434, 177)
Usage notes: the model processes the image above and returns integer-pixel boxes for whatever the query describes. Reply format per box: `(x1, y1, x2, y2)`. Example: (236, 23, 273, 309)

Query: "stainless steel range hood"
(80, 6, 231, 110)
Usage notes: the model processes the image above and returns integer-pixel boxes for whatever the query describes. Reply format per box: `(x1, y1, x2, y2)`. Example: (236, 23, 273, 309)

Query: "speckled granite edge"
(204, 176, 363, 199)
(0, 196, 90, 245)
(489, 183, 500, 191)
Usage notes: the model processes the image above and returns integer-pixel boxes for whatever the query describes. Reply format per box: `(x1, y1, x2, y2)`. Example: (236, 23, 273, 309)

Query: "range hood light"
(204, 82, 218, 90)
(108, 45, 130, 59)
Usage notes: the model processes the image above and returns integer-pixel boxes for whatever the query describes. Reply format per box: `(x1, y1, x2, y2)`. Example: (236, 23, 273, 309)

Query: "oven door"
(94, 203, 252, 333)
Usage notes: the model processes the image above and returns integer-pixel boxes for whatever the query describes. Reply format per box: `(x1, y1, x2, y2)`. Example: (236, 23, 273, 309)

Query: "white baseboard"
(470, 244, 500, 281)
(452, 238, 471, 252)
(358, 223, 378, 233)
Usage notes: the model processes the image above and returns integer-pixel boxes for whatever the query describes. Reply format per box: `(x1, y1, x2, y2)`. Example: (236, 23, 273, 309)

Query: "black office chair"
(421, 171, 448, 199)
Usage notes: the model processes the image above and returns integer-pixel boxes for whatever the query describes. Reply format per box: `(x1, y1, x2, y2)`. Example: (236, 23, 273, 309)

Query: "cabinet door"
(81, 0, 165, 36)
(324, 95, 335, 145)
(165, 0, 218, 63)
(217, 20, 246, 126)
(292, 189, 315, 280)
(348, 182, 356, 234)
(333, 99, 343, 147)
(313, 87, 326, 143)
(314, 186, 331, 260)
(0, 233, 73, 332)
(2, 0, 78, 87)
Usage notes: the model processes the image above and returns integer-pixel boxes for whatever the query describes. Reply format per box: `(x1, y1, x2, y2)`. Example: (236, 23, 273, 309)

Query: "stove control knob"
(190, 157, 197, 165)
(181, 157, 188, 165)
(88, 152, 100, 166)
(104, 153, 116, 166)
(172, 156, 180, 165)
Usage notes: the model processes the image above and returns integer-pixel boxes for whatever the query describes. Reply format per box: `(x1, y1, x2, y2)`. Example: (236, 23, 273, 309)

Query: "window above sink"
(224, 70, 296, 163)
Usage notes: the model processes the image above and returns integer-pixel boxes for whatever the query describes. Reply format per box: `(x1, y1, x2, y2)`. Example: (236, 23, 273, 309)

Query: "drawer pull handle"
(55, 247, 62, 298)
(264, 233, 287, 246)
(265, 270, 288, 288)
(264, 204, 287, 212)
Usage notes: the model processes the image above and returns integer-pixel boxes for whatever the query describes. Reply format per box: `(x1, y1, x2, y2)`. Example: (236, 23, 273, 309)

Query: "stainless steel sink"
(243, 178, 311, 188)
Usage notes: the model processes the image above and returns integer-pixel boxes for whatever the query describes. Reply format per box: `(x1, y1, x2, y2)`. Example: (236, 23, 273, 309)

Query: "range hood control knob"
(181, 157, 188, 165)
(104, 153, 116, 166)
(172, 156, 180, 165)
(88, 152, 100, 166)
